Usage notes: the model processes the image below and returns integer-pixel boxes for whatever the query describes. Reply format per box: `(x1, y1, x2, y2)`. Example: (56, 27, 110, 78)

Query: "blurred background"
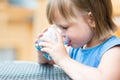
(0, 0, 120, 62)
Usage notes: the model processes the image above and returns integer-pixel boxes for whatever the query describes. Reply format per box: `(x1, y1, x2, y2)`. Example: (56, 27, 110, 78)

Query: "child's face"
(53, 10, 94, 48)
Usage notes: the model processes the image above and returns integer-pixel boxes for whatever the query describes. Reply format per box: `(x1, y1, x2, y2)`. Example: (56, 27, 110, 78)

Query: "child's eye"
(60, 25, 69, 30)
(56, 24, 69, 30)
(62, 27, 68, 30)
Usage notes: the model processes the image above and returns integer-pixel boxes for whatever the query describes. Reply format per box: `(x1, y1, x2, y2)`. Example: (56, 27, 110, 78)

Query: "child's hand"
(39, 30, 70, 64)
(35, 28, 48, 43)
(35, 28, 55, 64)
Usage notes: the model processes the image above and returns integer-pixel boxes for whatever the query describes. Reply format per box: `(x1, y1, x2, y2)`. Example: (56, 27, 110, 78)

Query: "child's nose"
(56, 27, 66, 37)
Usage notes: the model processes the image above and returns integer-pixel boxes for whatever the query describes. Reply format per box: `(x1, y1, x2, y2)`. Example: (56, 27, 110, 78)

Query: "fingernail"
(43, 29, 48, 33)
(35, 40, 38, 43)
(39, 34, 43, 38)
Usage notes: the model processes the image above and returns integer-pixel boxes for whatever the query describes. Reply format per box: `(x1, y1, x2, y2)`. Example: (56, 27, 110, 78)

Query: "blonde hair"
(46, 0, 118, 40)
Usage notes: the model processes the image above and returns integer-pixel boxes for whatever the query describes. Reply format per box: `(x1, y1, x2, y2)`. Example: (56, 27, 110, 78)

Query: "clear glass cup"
(35, 25, 69, 60)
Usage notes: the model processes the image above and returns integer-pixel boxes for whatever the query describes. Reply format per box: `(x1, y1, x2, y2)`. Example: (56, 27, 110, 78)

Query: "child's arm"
(58, 46, 120, 80)
(35, 28, 53, 64)
(39, 31, 120, 80)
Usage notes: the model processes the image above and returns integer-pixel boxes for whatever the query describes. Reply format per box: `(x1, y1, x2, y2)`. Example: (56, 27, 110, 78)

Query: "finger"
(37, 28, 48, 38)
(40, 37, 55, 43)
(38, 42, 52, 49)
(41, 47, 51, 54)
(34, 39, 38, 44)
(37, 33, 43, 39)
(42, 28, 48, 33)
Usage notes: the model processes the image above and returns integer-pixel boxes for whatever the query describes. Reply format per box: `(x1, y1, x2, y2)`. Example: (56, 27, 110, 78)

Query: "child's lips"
(64, 37, 71, 46)
(67, 40, 72, 46)
(67, 43, 71, 46)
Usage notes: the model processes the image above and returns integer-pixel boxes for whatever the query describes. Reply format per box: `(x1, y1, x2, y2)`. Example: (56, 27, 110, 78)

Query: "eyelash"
(62, 27, 68, 30)
(56, 25, 68, 30)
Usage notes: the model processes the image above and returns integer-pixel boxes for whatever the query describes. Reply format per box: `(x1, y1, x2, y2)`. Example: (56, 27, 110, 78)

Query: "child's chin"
(72, 44, 83, 48)
(71, 45, 79, 48)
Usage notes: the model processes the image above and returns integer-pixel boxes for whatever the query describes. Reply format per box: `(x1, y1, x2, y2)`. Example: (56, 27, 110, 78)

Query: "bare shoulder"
(98, 45, 120, 80)
(104, 45, 120, 57)
(106, 45, 120, 54)
(99, 45, 120, 67)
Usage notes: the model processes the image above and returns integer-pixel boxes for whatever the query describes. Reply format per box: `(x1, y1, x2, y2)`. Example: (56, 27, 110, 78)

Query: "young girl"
(36, 0, 120, 80)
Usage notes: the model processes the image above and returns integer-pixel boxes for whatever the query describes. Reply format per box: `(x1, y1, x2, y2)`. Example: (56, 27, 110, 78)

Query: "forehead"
(47, 0, 77, 24)
(53, 11, 69, 26)
(53, 8, 88, 27)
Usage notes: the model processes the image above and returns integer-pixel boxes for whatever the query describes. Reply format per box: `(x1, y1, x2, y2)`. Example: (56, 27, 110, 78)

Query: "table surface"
(0, 61, 71, 80)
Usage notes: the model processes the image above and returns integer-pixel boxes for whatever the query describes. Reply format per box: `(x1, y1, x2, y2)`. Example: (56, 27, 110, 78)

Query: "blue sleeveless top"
(69, 36, 120, 68)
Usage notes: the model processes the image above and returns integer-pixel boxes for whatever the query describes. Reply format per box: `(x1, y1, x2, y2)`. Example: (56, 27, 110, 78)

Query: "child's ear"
(87, 12, 95, 28)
